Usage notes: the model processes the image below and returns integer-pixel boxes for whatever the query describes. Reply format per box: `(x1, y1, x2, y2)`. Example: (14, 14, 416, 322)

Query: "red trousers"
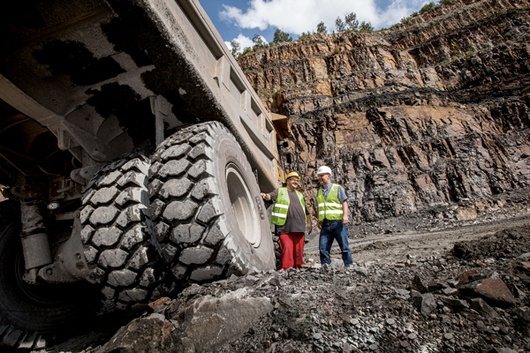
(278, 232, 305, 269)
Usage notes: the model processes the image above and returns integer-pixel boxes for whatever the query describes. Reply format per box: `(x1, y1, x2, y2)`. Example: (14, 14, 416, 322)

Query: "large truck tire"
(149, 122, 275, 285)
(0, 200, 97, 349)
(80, 153, 167, 311)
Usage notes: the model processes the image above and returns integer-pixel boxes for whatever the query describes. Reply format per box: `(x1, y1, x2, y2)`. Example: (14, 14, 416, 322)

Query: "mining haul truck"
(0, 0, 282, 349)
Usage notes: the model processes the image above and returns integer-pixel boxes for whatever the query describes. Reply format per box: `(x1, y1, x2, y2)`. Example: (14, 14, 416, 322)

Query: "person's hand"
(307, 224, 313, 233)
(342, 217, 349, 225)
(317, 221, 322, 229)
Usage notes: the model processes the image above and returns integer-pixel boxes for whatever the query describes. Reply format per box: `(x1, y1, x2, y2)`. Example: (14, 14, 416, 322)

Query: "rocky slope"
(238, 0, 530, 234)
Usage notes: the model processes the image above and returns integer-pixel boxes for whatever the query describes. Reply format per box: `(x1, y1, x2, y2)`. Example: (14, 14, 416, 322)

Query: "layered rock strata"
(239, 0, 530, 233)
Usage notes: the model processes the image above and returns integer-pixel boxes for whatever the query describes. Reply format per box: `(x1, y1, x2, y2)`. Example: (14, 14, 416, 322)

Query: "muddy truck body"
(0, 0, 282, 348)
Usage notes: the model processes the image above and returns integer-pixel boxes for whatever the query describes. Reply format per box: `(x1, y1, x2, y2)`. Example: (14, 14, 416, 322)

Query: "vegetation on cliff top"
(231, 0, 454, 59)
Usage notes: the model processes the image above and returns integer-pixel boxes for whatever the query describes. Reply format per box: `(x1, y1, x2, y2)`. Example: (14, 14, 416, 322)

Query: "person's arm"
(260, 192, 271, 201)
(315, 198, 322, 228)
(338, 185, 349, 225)
(261, 189, 277, 202)
(341, 200, 349, 225)
(301, 195, 313, 233)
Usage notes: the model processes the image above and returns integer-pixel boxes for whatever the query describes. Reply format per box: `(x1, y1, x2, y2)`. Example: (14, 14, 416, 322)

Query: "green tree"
(273, 28, 292, 43)
(316, 21, 327, 34)
(230, 40, 240, 57)
(335, 17, 345, 32)
(252, 34, 267, 49)
(241, 47, 253, 57)
(344, 12, 359, 31)
(420, 2, 436, 14)
(359, 21, 374, 32)
(299, 31, 312, 40)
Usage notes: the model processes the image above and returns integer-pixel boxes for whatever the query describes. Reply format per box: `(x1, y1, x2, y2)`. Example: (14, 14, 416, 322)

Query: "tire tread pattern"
(80, 153, 165, 310)
(149, 122, 274, 286)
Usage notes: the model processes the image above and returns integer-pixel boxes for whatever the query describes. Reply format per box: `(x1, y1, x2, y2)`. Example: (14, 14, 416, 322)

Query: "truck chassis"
(0, 0, 281, 348)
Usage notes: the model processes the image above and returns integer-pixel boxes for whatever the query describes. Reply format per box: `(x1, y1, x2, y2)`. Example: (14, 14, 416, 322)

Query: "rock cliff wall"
(238, 0, 530, 234)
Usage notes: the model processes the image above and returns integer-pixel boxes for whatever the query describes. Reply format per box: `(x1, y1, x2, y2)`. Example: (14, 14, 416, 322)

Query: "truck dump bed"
(0, 1, 281, 349)
(0, 0, 279, 190)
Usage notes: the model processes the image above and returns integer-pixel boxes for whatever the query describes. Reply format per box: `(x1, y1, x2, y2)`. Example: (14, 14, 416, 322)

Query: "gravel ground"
(209, 215, 530, 353)
(32, 207, 530, 353)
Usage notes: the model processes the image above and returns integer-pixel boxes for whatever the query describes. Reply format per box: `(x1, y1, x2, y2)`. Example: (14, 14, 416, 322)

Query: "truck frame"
(0, 0, 281, 348)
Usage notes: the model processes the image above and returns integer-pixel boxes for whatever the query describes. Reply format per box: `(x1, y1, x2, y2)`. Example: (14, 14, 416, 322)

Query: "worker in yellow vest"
(315, 166, 353, 267)
(261, 172, 312, 269)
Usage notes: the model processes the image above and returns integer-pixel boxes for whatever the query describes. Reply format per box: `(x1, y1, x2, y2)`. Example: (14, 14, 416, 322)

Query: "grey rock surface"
(34, 206, 530, 353)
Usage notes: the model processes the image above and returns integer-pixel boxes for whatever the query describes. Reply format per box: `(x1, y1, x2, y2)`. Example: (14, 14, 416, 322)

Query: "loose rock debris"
(35, 220, 530, 353)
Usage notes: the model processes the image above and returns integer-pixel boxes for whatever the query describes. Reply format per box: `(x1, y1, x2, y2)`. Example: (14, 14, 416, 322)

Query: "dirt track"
(304, 212, 530, 265)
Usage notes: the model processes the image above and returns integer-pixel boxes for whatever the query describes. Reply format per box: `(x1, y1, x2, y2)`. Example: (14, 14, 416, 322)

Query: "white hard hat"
(316, 166, 332, 176)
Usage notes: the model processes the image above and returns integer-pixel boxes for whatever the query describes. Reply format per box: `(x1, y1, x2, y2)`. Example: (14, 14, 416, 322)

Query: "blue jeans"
(319, 220, 353, 266)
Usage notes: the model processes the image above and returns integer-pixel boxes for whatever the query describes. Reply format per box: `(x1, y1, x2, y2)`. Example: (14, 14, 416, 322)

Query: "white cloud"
(382, 0, 429, 26)
(220, 0, 428, 36)
(225, 33, 264, 54)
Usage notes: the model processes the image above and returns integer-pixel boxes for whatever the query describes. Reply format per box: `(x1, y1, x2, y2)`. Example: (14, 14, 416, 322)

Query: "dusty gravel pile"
(207, 228, 530, 353)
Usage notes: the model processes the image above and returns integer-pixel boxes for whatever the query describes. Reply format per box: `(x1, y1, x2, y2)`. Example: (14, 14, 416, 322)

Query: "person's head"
(285, 171, 300, 190)
(316, 166, 332, 186)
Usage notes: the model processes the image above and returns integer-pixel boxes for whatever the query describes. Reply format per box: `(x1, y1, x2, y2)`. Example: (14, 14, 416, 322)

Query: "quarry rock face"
(238, 0, 530, 234)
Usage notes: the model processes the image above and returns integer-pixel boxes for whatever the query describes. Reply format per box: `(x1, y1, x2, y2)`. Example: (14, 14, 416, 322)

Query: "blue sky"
(199, 0, 431, 51)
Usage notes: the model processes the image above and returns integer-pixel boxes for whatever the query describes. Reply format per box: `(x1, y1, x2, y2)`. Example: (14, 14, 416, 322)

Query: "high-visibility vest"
(316, 184, 343, 221)
(271, 188, 306, 226)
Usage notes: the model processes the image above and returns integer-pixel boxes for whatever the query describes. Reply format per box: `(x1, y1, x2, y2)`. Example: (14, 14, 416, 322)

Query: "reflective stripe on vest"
(316, 184, 343, 221)
(271, 188, 306, 226)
